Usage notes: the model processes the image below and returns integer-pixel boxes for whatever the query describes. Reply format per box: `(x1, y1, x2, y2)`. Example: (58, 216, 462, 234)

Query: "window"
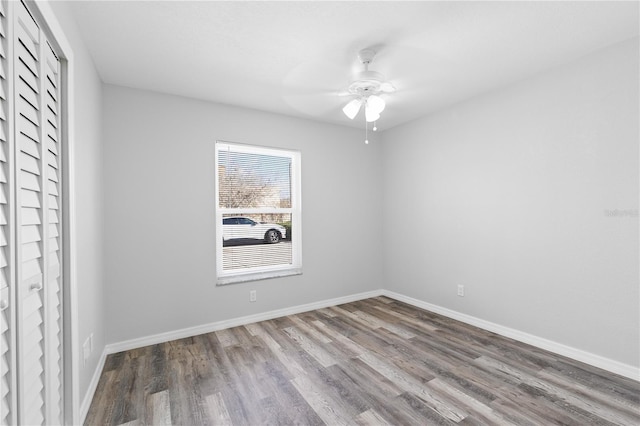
(215, 141, 302, 284)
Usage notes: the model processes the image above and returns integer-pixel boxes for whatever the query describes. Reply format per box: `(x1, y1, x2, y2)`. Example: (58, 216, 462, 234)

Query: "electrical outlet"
(249, 290, 257, 302)
(457, 285, 465, 297)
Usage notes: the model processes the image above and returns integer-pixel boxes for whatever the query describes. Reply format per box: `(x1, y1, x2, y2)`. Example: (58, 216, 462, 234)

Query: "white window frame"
(215, 141, 302, 285)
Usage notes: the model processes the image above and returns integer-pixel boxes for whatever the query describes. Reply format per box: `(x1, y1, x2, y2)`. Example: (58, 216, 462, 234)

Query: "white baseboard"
(80, 287, 638, 422)
(382, 290, 640, 381)
(81, 289, 381, 424)
(80, 348, 108, 424)
(104, 289, 385, 355)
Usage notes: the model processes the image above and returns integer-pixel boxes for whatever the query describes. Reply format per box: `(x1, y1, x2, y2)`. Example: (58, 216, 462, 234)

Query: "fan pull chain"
(364, 109, 369, 144)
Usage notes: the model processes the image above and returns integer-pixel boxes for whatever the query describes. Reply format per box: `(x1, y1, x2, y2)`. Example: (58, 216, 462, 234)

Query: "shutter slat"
(16, 18, 37, 57)
(20, 170, 40, 191)
(22, 334, 43, 364)
(47, 179, 57, 196)
(20, 207, 40, 225)
(19, 132, 40, 158)
(20, 189, 40, 208)
(17, 114, 40, 143)
(22, 290, 42, 317)
(48, 209, 58, 224)
(45, 136, 57, 155)
(17, 61, 38, 95)
(47, 165, 57, 182)
(18, 95, 39, 126)
(17, 75, 38, 108)
(17, 44, 38, 78)
(45, 107, 56, 129)
(19, 151, 39, 175)
(21, 241, 42, 262)
(21, 224, 41, 244)
(22, 259, 42, 281)
(22, 317, 43, 345)
(46, 92, 57, 112)
(48, 261, 59, 277)
(47, 194, 57, 209)
(0, 314, 7, 336)
(48, 224, 58, 238)
(23, 366, 44, 400)
(47, 147, 57, 165)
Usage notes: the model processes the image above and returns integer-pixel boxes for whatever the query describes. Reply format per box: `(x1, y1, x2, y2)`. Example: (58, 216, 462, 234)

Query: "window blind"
(216, 142, 301, 284)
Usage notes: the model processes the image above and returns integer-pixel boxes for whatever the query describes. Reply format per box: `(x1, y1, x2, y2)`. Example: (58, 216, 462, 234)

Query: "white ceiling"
(68, 1, 639, 130)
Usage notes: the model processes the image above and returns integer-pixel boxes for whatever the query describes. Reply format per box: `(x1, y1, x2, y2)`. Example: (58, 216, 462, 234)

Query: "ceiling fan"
(342, 48, 396, 124)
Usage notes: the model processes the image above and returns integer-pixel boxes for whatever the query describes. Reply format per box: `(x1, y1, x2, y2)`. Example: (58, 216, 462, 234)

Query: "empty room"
(0, 0, 638, 425)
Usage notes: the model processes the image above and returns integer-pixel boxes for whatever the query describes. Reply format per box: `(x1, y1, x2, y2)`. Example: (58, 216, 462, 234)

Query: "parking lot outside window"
(215, 141, 302, 284)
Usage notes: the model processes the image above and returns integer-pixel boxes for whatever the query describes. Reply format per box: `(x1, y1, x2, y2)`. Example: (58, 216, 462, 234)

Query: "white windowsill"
(216, 268, 302, 286)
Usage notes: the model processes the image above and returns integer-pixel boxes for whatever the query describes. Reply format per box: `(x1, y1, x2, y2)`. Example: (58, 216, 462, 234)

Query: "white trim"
(104, 289, 384, 355)
(217, 267, 302, 286)
(79, 348, 107, 424)
(381, 290, 640, 382)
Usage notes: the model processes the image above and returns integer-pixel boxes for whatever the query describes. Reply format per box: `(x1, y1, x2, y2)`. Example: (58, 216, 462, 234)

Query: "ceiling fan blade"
(282, 59, 352, 117)
(380, 82, 396, 93)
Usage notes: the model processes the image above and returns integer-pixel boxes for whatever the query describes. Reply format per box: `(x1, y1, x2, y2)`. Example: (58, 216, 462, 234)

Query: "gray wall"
(47, 0, 105, 414)
(102, 85, 384, 344)
(382, 38, 639, 367)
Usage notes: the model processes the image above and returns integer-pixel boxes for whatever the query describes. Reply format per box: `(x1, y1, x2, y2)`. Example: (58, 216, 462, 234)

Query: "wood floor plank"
(254, 326, 307, 378)
(354, 408, 392, 425)
(354, 309, 417, 339)
(372, 303, 440, 332)
(85, 298, 640, 426)
(291, 373, 352, 426)
(257, 360, 325, 425)
(357, 350, 468, 422)
(289, 314, 333, 344)
(282, 325, 337, 367)
(478, 355, 638, 425)
(145, 390, 171, 426)
(203, 392, 232, 426)
(538, 366, 640, 415)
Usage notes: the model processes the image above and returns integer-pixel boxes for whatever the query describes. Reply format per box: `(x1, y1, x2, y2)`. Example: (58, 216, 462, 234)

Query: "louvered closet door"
(0, 0, 16, 424)
(43, 24, 62, 425)
(14, 1, 63, 424)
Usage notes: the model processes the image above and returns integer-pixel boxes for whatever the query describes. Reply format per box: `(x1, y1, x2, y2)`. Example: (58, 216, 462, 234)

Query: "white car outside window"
(222, 217, 287, 243)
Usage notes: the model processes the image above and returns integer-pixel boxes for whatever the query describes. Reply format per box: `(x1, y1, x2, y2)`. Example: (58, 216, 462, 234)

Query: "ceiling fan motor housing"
(357, 48, 376, 65)
(348, 70, 385, 96)
(348, 49, 394, 97)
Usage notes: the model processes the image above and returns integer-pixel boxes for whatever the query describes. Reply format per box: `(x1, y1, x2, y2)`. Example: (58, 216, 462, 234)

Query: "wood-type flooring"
(85, 297, 640, 425)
